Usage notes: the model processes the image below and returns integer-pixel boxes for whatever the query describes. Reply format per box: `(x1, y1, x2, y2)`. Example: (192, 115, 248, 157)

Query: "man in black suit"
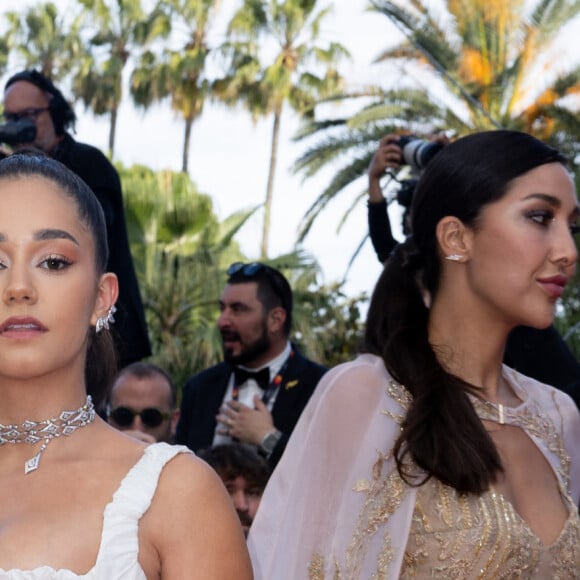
(175, 262, 327, 466)
(3, 69, 151, 367)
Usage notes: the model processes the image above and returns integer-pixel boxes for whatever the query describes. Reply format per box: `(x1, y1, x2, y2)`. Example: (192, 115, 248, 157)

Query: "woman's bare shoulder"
(139, 450, 253, 580)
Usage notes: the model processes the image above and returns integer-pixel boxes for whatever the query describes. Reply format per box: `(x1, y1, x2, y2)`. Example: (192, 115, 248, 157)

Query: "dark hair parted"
(0, 153, 116, 406)
(364, 130, 567, 494)
(198, 443, 271, 490)
(5, 69, 77, 135)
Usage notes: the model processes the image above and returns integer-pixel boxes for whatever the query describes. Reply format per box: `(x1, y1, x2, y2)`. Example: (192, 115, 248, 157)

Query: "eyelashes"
(526, 210, 580, 235)
(38, 255, 73, 271)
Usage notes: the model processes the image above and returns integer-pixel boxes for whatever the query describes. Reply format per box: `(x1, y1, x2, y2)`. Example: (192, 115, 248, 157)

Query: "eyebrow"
(0, 228, 80, 245)
(523, 193, 580, 216)
(35, 228, 80, 245)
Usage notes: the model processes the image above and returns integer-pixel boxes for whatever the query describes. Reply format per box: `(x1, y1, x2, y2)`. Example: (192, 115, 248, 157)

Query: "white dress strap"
(93, 442, 192, 579)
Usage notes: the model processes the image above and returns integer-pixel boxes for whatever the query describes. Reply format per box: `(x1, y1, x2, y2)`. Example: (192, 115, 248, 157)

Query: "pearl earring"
(445, 254, 463, 262)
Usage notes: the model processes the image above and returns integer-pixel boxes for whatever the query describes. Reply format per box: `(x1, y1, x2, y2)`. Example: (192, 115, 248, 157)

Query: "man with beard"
(175, 262, 327, 466)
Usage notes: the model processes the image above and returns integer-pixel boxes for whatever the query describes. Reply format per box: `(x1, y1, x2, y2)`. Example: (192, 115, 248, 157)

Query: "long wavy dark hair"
(364, 130, 567, 494)
(0, 154, 117, 406)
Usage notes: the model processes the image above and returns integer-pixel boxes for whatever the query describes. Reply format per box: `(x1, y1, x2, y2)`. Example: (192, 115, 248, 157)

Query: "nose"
(553, 223, 578, 270)
(231, 489, 249, 512)
(217, 309, 231, 330)
(2, 265, 37, 305)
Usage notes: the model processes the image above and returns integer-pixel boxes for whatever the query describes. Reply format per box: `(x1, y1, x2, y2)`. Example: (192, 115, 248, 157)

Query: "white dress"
(0, 442, 191, 579)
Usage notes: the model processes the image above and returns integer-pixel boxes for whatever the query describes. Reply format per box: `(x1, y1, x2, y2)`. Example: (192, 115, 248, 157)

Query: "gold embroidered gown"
(248, 354, 580, 579)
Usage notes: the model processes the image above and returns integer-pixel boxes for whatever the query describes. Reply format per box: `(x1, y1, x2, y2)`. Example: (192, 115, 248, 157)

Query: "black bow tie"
(233, 367, 270, 390)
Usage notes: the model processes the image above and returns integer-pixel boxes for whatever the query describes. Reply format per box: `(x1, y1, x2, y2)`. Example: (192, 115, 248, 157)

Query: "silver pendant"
(24, 452, 41, 474)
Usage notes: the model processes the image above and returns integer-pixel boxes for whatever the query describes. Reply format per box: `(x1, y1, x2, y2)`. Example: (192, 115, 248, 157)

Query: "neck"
(429, 296, 513, 403)
(0, 373, 88, 425)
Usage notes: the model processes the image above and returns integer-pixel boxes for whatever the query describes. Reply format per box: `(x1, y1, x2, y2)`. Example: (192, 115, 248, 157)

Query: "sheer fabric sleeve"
(247, 354, 417, 579)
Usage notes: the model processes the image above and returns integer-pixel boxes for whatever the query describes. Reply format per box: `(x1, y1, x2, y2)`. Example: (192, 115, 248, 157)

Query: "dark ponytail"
(364, 130, 566, 494)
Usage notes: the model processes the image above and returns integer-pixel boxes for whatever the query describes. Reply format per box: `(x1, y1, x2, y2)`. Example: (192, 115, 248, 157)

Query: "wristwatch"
(259, 429, 282, 458)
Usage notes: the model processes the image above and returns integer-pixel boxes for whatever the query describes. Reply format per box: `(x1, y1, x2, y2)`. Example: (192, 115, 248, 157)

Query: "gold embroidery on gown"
(401, 478, 580, 578)
(308, 372, 580, 579)
(402, 371, 580, 579)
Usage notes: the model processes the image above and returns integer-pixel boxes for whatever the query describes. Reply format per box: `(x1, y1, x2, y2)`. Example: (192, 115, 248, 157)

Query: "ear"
(267, 306, 287, 334)
(90, 272, 119, 327)
(436, 216, 472, 262)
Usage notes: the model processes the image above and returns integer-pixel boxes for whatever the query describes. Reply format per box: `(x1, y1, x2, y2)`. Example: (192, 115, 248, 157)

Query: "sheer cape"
(248, 354, 580, 579)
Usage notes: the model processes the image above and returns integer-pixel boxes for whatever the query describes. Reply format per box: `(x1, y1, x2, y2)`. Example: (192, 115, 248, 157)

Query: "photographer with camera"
(1, 69, 151, 368)
(367, 132, 580, 404)
(367, 132, 447, 262)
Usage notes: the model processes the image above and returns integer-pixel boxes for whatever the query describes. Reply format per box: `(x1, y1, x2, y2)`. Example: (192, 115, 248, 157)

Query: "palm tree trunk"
(109, 107, 118, 158)
(182, 116, 194, 173)
(261, 106, 282, 259)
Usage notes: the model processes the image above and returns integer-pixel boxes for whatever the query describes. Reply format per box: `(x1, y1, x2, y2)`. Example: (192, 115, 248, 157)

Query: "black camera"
(0, 118, 37, 146)
(395, 135, 443, 173)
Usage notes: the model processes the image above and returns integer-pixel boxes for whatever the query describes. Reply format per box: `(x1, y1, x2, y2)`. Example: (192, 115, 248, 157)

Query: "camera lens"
(401, 140, 444, 171)
(0, 118, 37, 146)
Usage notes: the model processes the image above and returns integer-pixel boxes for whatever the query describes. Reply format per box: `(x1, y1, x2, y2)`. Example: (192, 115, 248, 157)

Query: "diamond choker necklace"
(0, 395, 95, 474)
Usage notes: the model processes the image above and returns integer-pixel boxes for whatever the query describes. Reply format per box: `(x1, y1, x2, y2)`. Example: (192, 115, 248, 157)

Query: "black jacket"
(175, 348, 327, 467)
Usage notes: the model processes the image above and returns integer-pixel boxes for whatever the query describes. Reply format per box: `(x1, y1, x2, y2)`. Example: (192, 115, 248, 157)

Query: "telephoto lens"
(397, 136, 444, 172)
(0, 118, 37, 146)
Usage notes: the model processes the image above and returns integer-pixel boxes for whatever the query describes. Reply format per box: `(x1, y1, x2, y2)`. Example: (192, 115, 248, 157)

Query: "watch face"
(262, 433, 275, 452)
(261, 431, 280, 454)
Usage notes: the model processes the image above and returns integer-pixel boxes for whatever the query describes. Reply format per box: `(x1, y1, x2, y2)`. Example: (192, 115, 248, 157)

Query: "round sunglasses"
(108, 406, 171, 428)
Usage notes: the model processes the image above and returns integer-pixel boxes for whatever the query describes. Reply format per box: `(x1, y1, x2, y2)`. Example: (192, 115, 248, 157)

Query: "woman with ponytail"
(249, 130, 580, 578)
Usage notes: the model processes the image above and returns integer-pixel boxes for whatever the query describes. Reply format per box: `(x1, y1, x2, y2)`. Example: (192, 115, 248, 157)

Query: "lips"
(537, 274, 568, 299)
(0, 316, 47, 336)
(221, 331, 240, 344)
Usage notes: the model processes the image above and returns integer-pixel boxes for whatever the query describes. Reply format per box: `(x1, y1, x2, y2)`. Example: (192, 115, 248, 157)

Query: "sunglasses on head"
(108, 406, 171, 428)
(227, 262, 289, 312)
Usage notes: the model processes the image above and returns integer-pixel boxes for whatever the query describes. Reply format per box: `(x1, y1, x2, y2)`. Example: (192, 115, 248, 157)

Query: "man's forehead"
(221, 281, 260, 302)
(5, 80, 47, 100)
(112, 375, 172, 404)
(224, 475, 261, 488)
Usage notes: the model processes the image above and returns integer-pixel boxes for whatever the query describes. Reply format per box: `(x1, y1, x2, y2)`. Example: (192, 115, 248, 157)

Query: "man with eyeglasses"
(2, 69, 151, 369)
(107, 362, 180, 444)
(176, 262, 327, 467)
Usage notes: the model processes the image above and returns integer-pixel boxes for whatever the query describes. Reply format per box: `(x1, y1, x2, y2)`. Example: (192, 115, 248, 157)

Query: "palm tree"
(130, 0, 219, 173)
(119, 163, 260, 387)
(293, 0, 580, 242)
(72, 0, 170, 157)
(4, 2, 84, 78)
(216, 0, 349, 258)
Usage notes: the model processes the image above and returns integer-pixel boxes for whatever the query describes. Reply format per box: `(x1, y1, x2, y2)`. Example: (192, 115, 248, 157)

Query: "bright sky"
(3, 2, 580, 302)
(1, 0, 398, 302)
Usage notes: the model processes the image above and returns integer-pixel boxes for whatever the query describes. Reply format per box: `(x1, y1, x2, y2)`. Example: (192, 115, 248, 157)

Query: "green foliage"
(130, 0, 218, 172)
(5, 2, 85, 78)
(118, 164, 366, 394)
(72, 0, 171, 155)
(217, 0, 349, 257)
(293, 0, 580, 243)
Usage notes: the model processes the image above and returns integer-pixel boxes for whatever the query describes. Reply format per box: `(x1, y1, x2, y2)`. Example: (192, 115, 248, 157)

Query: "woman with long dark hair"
(248, 130, 580, 578)
(0, 154, 252, 578)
